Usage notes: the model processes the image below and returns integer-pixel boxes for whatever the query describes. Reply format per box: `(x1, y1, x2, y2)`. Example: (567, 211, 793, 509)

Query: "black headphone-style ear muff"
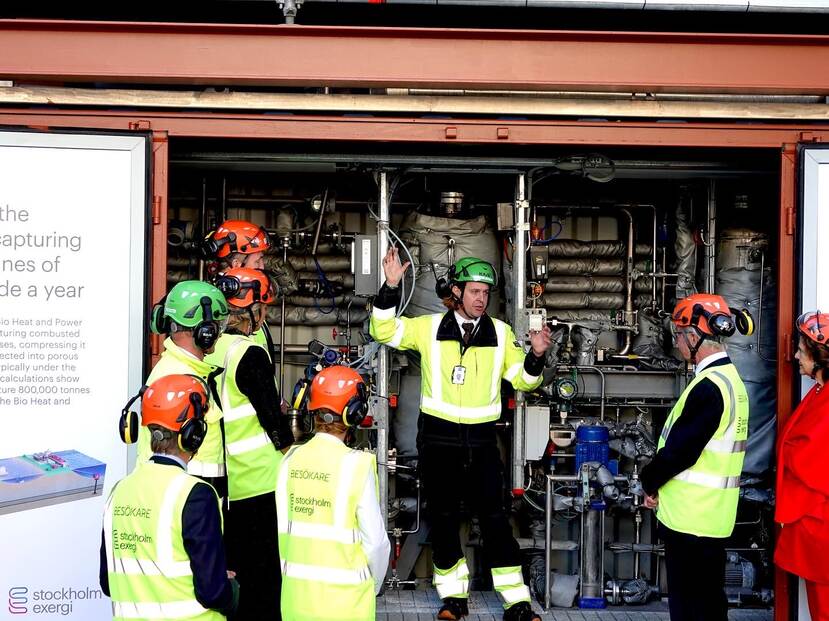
(199, 231, 235, 260)
(177, 380, 208, 454)
(342, 382, 369, 427)
(193, 296, 221, 351)
(150, 294, 170, 335)
(434, 264, 457, 300)
(691, 304, 736, 338)
(215, 274, 267, 304)
(119, 386, 147, 444)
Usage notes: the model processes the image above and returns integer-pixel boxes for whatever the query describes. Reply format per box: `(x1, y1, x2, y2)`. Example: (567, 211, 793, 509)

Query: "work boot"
(437, 597, 469, 620)
(503, 601, 542, 621)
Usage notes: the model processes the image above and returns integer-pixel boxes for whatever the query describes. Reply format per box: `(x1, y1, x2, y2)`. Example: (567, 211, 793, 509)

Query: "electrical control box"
(529, 245, 549, 280)
(352, 235, 378, 296)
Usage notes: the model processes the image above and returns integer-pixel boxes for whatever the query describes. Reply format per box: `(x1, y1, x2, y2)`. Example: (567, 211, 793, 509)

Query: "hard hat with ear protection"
(149, 280, 230, 351)
(672, 293, 755, 338)
(119, 374, 209, 454)
(797, 310, 829, 346)
(202, 220, 270, 259)
(214, 268, 275, 308)
(307, 365, 369, 427)
(434, 257, 498, 299)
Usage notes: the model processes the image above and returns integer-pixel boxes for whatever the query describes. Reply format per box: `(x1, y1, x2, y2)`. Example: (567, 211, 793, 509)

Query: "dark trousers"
(225, 493, 282, 621)
(661, 524, 727, 621)
(420, 442, 521, 574)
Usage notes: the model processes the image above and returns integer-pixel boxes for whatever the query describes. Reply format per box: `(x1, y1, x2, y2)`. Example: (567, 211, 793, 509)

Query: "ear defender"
(292, 378, 311, 411)
(177, 391, 208, 454)
(193, 296, 221, 351)
(149, 295, 170, 335)
(119, 386, 147, 444)
(341, 382, 369, 427)
(733, 308, 755, 336)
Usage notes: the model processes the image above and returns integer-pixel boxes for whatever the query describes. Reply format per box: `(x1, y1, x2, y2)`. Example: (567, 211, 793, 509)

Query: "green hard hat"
(451, 257, 498, 287)
(164, 280, 229, 328)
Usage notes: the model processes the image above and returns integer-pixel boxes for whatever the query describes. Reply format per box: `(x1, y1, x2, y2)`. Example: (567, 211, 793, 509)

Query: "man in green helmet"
(371, 248, 552, 621)
(142, 280, 230, 496)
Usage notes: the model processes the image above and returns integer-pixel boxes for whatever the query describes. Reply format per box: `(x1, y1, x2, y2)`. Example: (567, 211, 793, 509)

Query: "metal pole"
(544, 474, 552, 610)
(512, 173, 529, 492)
(707, 179, 717, 294)
(376, 171, 391, 526)
(279, 241, 288, 396)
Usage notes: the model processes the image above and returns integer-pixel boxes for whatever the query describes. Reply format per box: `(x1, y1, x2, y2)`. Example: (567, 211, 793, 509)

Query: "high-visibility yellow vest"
(140, 339, 225, 478)
(104, 462, 225, 621)
(276, 434, 376, 621)
(205, 333, 281, 501)
(251, 325, 272, 363)
(656, 362, 749, 538)
(369, 308, 542, 424)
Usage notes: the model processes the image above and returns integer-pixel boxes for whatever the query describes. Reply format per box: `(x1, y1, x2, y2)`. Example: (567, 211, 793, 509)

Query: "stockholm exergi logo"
(8, 587, 27, 614)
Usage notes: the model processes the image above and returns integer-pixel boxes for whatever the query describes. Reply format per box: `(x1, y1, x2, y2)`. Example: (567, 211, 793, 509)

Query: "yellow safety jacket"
(140, 339, 225, 478)
(276, 434, 377, 621)
(205, 333, 281, 501)
(369, 307, 543, 424)
(104, 462, 225, 621)
(251, 325, 272, 363)
(656, 362, 749, 538)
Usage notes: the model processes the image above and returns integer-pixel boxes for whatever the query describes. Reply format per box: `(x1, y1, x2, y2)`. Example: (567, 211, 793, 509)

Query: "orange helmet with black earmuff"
(119, 375, 209, 454)
(672, 293, 755, 338)
(797, 310, 829, 346)
(203, 220, 270, 259)
(214, 268, 275, 308)
(307, 365, 368, 427)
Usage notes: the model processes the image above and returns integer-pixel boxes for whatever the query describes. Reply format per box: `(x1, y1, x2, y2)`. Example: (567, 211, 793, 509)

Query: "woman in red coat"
(775, 311, 829, 620)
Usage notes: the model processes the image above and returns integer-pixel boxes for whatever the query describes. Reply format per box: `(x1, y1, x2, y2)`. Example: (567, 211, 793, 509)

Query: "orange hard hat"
(215, 268, 275, 308)
(205, 220, 270, 259)
(797, 310, 829, 346)
(141, 375, 208, 432)
(672, 293, 737, 338)
(308, 365, 368, 426)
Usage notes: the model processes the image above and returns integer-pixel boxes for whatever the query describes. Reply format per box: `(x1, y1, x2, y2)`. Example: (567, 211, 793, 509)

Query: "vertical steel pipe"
(619, 208, 635, 355)
(512, 173, 529, 492)
(706, 179, 717, 294)
(376, 171, 390, 527)
(545, 474, 553, 610)
(279, 241, 288, 396)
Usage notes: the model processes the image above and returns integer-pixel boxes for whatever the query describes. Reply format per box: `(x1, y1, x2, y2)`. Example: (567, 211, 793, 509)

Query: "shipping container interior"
(167, 138, 780, 610)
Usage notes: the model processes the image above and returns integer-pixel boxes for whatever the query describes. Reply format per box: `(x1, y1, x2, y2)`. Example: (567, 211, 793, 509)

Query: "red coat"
(774, 384, 829, 584)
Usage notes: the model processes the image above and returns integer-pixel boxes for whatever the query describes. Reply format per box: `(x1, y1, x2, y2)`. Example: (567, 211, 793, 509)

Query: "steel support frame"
(0, 106, 807, 620)
(2, 20, 829, 94)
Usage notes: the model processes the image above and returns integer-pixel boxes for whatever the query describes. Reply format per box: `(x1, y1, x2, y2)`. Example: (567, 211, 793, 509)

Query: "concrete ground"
(376, 589, 773, 620)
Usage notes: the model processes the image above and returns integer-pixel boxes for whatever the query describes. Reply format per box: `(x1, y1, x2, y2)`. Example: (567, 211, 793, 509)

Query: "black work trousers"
(661, 524, 728, 621)
(420, 441, 521, 574)
(225, 493, 282, 621)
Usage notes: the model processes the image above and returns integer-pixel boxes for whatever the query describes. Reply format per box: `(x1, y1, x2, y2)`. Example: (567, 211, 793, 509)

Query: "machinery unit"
(162, 144, 778, 612)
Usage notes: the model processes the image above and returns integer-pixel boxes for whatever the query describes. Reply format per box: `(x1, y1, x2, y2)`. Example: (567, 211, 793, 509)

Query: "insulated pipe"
(545, 241, 652, 258)
(265, 306, 369, 326)
(581, 503, 604, 603)
(619, 209, 635, 355)
(288, 255, 351, 271)
(376, 171, 391, 530)
(546, 258, 651, 276)
(286, 295, 358, 307)
(513, 173, 530, 494)
(543, 276, 653, 293)
(297, 271, 355, 288)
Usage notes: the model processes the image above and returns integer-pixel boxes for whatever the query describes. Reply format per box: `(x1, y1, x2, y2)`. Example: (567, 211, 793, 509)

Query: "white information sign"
(0, 131, 147, 620)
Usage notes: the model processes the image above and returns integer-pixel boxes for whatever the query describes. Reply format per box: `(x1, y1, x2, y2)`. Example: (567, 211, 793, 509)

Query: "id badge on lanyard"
(451, 365, 466, 385)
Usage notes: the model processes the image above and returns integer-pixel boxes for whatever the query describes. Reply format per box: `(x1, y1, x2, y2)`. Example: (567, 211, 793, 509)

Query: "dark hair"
(801, 336, 829, 381)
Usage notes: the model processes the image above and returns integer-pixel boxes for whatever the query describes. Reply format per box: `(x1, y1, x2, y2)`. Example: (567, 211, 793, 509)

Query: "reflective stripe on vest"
(276, 435, 375, 620)
(656, 363, 748, 538)
(105, 464, 222, 621)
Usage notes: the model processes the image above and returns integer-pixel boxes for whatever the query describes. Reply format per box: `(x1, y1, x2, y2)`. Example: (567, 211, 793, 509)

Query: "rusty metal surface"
(1, 20, 829, 93)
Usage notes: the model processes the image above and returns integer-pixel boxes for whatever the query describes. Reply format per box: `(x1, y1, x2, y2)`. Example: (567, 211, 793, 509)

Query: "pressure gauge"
(555, 377, 577, 401)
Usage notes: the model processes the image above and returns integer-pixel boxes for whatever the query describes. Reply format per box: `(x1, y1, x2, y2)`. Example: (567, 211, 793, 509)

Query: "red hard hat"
(308, 366, 364, 416)
(672, 293, 735, 337)
(797, 310, 829, 346)
(141, 375, 208, 432)
(216, 268, 275, 308)
(207, 220, 270, 259)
